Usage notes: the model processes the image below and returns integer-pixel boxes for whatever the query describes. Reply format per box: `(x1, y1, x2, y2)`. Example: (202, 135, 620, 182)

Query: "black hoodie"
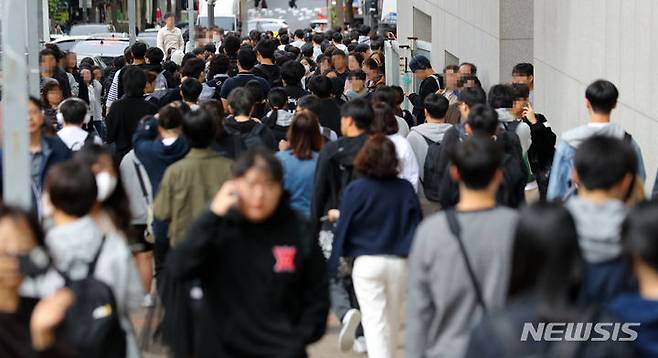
(310, 133, 369, 235)
(161, 202, 329, 358)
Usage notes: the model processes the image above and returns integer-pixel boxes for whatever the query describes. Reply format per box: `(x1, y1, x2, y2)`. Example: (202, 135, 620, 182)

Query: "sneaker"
(353, 336, 367, 353)
(142, 293, 154, 307)
(338, 309, 361, 352)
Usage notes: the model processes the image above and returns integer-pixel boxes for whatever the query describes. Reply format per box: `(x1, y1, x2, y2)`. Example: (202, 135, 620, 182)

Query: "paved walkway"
(136, 308, 404, 357)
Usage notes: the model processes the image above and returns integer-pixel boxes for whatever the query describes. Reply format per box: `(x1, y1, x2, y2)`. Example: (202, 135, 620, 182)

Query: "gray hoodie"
(43, 216, 144, 358)
(496, 108, 532, 156)
(265, 109, 294, 127)
(566, 196, 627, 263)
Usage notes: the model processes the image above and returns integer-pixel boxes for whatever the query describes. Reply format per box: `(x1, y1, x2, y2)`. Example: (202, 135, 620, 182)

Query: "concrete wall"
(534, 0, 658, 188)
(396, 0, 533, 89)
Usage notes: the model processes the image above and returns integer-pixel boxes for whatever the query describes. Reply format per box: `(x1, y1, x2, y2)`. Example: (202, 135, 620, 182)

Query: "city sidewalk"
(135, 308, 405, 357)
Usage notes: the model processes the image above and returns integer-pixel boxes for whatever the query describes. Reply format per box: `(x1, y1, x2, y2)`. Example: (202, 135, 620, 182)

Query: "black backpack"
(58, 237, 127, 358)
(420, 135, 443, 202)
(224, 121, 267, 157)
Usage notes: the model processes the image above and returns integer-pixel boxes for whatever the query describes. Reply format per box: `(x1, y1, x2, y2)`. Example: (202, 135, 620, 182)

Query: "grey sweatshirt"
(566, 196, 627, 263)
(42, 216, 144, 358)
(406, 208, 519, 358)
(496, 108, 532, 157)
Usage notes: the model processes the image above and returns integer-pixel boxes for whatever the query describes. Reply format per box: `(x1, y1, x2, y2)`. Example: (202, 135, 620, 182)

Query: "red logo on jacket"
(272, 246, 297, 273)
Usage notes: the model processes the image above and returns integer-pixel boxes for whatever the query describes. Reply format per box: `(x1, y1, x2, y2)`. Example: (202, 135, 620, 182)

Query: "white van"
(197, 0, 239, 31)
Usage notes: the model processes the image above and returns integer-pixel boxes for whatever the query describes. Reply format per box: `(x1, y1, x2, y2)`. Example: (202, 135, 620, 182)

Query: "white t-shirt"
(57, 126, 102, 151)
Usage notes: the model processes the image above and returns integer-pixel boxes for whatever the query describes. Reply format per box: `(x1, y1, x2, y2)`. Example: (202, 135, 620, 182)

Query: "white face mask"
(96, 172, 118, 202)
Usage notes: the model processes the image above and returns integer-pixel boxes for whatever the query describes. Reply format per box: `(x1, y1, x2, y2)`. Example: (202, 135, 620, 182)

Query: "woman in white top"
(371, 102, 420, 192)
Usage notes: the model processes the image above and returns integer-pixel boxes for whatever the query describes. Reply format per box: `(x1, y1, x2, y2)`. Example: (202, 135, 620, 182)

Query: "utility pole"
(128, 0, 136, 44)
(26, 0, 41, 98)
(208, 0, 215, 27)
(187, 0, 196, 51)
(240, 0, 248, 37)
(42, 0, 50, 41)
(2, 0, 31, 209)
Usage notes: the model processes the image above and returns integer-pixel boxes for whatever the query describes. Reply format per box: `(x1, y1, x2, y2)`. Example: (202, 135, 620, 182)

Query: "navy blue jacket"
(132, 118, 189, 195)
(0, 135, 71, 210)
(328, 177, 423, 273)
(608, 293, 658, 358)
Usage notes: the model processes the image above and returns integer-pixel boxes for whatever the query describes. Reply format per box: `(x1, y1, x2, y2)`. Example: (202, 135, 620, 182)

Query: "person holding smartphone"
(161, 148, 329, 357)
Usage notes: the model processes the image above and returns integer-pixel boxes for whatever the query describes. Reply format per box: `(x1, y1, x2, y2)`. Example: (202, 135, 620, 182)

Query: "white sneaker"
(142, 293, 154, 307)
(338, 309, 361, 352)
(353, 336, 367, 353)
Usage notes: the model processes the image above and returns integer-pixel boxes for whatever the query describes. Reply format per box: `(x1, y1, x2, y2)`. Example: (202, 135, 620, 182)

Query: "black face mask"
(15, 247, 51, 278)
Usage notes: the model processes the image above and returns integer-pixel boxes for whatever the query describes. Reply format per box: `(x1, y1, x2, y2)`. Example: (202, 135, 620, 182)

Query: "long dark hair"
(370, 102, 399, 135)
(507, 203, 584, 321)
(74, 144, 132, 237)
(287, 112, 323, 160)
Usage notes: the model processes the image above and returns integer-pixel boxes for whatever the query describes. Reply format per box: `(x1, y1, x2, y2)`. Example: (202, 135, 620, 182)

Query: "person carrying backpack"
(437, 105, 528, 209)
(223, 87, 277, 157)
(40, 161, 143, 358)
(407, 135, 519, 357)
(406, 93, 454, 205)
(55, 98, 102, 152)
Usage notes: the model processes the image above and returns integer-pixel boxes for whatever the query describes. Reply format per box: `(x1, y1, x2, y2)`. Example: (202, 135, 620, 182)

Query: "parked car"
(68, 23, 116, 36)
(247, 18, 288, 33)
(70, 38, 134, 67)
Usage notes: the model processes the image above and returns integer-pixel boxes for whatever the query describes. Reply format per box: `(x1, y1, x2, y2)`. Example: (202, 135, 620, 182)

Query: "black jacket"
(523, 113, 556, 174)
(313, 98, 342, 136)
(408, 74, 442, 124)
(106, 96, 158, 160)
(284, 85, 310, 111)
(161, 204, 329, 358)
(310, 134, 369, 235)
(253, 63, 283, 88)
(52, 68, 72, 99)
(437, 125, 528, 209)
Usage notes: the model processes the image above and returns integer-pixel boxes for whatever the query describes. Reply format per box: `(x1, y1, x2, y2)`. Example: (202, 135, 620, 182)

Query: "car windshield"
(197, 16, 235, 31)
(69, 24, 114, 36)
(70, 39, 131, 64)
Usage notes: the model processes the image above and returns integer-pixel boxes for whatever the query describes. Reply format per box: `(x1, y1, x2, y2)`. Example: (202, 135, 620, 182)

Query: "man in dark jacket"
(253, 38, 283, 88)
(133, 103, 189, 283)
(106, 67, 158, 161)
(406, 55, 443, 124)
(281, 60, 310, 110)
(511, 83, 556, 199)
(437, 104, 528, 209)
(307, 75, 341, 136)
(311, 98, 373, 352)
(39, 48, 72, 98)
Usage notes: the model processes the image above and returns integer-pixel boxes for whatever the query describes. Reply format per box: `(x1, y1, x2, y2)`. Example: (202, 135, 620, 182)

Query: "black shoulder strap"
(87, 236, 107, 277)
(133, 160, 150, 205)
(624, 131, 632, 143)
(445, 208, 487, 311)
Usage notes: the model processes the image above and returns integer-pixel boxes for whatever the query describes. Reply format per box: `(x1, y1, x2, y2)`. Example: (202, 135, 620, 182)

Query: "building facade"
(396, 0, 658, 189)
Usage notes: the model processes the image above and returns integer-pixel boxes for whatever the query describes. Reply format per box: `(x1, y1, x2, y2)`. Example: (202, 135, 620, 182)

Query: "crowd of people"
(2, 14, 658, 358)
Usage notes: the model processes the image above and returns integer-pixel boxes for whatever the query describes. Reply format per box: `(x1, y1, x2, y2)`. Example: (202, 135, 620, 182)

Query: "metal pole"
(42, 0, 50, 41)
(26, 0, 41, 98)
(208, 0, 215, 27)
(187, 0, 196, 52)
(240, 0, 247, 37)
(128, 0, 136, 45)
(2, 0, 31, 210)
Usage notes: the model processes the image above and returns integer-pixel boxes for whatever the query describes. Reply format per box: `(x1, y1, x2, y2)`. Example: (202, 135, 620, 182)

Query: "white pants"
(352, 255, 406, 358)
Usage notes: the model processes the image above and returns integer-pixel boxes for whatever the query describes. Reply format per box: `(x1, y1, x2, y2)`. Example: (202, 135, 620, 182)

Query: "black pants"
(153, 218, 170, 292)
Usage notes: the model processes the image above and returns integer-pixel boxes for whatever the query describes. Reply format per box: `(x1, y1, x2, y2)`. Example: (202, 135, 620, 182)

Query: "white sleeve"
(157, 28, 165, 53)
(106, 70, 121, 108)
(517, 122, 532, 157)
(399, 139, 420, 192)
